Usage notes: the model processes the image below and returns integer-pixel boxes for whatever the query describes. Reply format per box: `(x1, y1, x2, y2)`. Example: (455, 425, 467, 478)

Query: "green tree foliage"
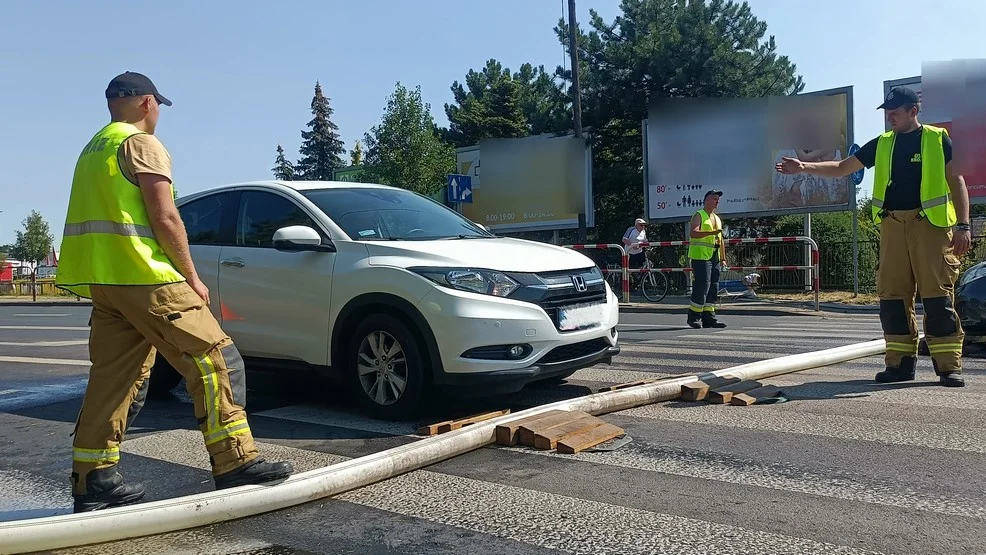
(350, 140, 364, 166)
(362, 83, 455, 196)
(442, 59, 528, 148)
(442, 60, 572, 149)
(12, 210, 53, 268)
(550, 0, 804, 244)
(271, 144, 295, 181)
(12, 210, 54, 300)
(296, 81, 346, 180)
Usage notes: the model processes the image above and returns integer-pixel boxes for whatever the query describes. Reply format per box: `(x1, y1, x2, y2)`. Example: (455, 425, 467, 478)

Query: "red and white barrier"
(564, 236, 820, 310)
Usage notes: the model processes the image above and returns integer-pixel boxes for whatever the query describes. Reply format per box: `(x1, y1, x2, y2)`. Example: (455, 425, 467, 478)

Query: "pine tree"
(295, 81, 346, 180)
(272, 144, 296, 180)
(350, 140, 364, 166)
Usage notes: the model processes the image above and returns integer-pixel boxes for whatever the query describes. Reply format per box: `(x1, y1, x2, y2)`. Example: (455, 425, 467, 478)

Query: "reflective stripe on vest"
(688, 209, 719, 261)
(55, 122, 185, 298)
(870, 124, 956, 228)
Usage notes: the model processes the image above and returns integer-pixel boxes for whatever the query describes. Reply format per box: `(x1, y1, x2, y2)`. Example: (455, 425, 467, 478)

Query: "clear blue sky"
(1, 0, 983, 248)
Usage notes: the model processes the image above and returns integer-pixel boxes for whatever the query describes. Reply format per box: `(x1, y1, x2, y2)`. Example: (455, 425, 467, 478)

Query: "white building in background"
(1, 248, 58, 279)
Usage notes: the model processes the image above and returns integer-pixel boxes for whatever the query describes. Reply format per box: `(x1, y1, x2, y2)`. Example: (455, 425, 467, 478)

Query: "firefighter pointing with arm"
(687, 190, 727, 329)
(55, 72, 293, 512)
(777, 86, 970, 387)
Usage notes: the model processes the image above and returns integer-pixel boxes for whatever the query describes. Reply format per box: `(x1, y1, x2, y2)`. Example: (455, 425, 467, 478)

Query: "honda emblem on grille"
(572, 275, 587, 292)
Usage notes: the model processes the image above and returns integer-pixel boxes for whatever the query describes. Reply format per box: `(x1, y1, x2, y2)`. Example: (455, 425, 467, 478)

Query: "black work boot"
(702, 314, 726, 328)
(932, 359, 966, 387)
(875, 356, 916, 383)
(687, 312, 702, 329)
(214, 457, 294, 490)
(73, 467, 145, 513)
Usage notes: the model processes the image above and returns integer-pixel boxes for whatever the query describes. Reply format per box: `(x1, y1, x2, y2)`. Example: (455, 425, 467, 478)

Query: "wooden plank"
(730, 385, 784, 406)
(556, 423, 625, 454)
(494, 410, 569, 446)
(434, 409, 510, 433)
(518, 411, 589, 447)
(707, 380, 763, 404)
(680, 375, 740, 401)
(532, 414, 606, 450)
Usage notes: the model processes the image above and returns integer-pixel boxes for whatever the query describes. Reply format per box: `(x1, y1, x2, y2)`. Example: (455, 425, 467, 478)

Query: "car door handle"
(221, 258, 245, 268)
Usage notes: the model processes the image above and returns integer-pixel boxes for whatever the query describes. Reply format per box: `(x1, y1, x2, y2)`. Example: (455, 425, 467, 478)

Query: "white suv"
(149, 180, 621, 419)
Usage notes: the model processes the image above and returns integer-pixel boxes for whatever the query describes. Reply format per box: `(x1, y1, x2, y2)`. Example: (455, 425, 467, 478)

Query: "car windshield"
(301, 187, 494, 241)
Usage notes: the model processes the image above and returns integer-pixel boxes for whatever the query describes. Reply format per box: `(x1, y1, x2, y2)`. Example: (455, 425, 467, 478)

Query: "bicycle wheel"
(640, 270, 669, 302)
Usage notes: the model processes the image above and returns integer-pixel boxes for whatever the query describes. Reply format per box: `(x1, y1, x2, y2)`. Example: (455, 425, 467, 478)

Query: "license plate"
(557, 302, 604, 331)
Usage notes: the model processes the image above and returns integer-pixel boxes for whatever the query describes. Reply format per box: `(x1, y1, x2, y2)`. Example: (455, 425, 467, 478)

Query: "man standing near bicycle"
(687, 190, 727, 328)
(622, 217, 649, 269)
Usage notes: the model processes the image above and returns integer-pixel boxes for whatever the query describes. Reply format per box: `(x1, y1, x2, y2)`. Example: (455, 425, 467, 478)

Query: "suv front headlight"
(411, 267, 520, 297)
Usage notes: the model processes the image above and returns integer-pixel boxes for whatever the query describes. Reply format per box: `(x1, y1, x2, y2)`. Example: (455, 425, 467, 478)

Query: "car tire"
(148, 354, 183, 398)
(347, 313, 426, 420)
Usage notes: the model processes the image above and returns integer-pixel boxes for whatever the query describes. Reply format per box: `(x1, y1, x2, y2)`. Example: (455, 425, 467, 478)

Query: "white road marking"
(13, 313, 70, 317)
(0, 340, 88, 347)
(0, 355, 89, 366)
(0, 326, 89, 331)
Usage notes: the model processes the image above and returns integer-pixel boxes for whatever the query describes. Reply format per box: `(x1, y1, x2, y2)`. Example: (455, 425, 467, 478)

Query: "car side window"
(178, 194, 226, 245)
(237, 191, 320, 248)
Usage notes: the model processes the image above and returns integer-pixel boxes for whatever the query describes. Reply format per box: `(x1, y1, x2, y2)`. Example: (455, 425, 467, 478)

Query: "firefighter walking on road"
(776, 86, 971, 387)
(55, 72, 293, 512)
(687, 190, 728, 329)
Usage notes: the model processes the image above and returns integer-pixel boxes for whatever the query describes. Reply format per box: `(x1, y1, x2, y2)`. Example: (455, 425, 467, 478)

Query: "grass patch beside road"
(760, 291, 879, 305)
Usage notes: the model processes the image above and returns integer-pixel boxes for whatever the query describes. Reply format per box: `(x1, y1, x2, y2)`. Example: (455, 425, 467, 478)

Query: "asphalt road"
(1, 304, 984, 555)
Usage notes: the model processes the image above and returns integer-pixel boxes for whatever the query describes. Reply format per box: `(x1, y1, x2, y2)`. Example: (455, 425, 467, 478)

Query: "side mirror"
(272, 225, 335, 252)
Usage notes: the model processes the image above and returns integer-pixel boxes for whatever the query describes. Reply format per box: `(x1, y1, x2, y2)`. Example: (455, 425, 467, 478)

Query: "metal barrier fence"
(636, 236, 820, 311)
(565, 236, 820, 310)
(562, 243, 630, 303)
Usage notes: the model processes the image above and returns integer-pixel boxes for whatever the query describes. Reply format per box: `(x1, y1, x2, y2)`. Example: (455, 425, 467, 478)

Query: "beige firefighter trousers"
(71, 281, 259, 495)
(877, 209, 964, 373)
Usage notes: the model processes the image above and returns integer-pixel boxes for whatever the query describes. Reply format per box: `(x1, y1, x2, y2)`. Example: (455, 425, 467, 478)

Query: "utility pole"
(568, 0, 587, 242)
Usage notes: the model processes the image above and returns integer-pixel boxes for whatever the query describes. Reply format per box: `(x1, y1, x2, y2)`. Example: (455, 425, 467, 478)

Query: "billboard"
(454, 134, 594, 233)
(884, 60, 986, 201)
(643, 86, 854, 222)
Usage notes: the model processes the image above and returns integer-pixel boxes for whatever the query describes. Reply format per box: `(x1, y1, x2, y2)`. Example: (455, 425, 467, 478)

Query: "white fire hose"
(0, 338, 885, 554)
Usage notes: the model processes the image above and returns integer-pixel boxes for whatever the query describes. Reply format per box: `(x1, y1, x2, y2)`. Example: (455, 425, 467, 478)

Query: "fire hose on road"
(0, 338, 885, 554)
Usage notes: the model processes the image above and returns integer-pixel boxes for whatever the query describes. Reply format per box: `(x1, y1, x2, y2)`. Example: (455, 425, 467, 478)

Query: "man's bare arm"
(777, 156, 863, 178)
(946, 160, 970, 224)
(138, 173, 199, 282)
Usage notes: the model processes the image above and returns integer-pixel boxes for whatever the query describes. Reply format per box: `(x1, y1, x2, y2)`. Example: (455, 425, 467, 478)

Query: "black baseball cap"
(704, 189, 723, 199)
(105, 71, 172, 106)
(877, 86, 919, 110)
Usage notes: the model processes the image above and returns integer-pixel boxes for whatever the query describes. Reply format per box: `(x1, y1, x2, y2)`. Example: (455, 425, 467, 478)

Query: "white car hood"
(364, 237, 597, 273)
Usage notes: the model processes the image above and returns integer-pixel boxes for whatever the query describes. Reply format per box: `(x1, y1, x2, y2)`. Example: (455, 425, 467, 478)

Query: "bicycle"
(606, 259, 669, 302)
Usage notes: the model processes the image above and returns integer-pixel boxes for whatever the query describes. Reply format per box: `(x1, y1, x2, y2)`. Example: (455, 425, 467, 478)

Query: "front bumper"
(436, 339, 621, 396)
(417, 283, 621, 394)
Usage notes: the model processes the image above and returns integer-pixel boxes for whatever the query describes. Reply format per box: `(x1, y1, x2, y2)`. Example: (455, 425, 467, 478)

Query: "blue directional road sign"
(847, 143, 865, 186)
(447, 174, 473, 204)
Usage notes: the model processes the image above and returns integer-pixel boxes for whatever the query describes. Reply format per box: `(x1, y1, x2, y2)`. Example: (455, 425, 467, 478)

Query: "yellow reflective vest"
(55, 122, 185, 298)
(688, 209, 722, 261)
(871, 124, 956, 227)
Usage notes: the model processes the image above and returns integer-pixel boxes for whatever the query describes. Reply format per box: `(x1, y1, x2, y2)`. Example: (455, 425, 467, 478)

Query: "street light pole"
(568, 0, 587, 243)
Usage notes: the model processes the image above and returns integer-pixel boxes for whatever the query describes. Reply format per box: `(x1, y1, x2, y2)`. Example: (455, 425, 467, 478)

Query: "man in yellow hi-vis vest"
(777, 86, 971, 387)
(687, 190, 728, 329)
(56, 72, 292, 512)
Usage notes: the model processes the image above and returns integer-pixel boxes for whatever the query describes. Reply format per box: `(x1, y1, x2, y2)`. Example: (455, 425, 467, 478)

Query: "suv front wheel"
(347, 313, 425, 420)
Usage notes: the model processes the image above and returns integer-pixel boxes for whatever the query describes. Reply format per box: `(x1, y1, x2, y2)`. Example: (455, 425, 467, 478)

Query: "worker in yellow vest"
(55, 72, 292, 512)
(776, 86, 971, 387)
(687, 190, 728, 329)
